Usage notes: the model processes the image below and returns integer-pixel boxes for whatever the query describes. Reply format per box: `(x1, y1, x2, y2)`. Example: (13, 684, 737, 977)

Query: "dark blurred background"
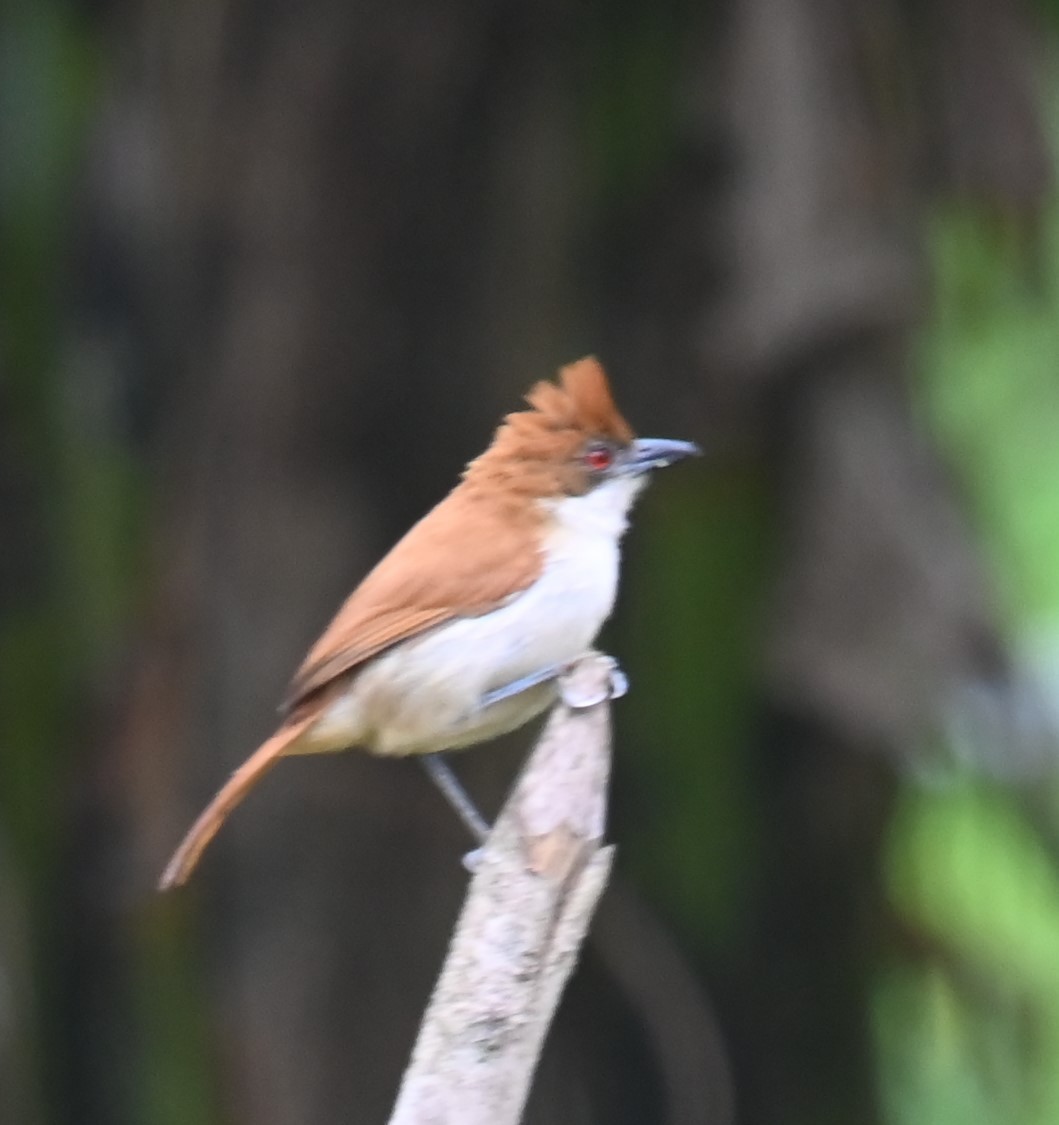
(6, 1, 1059, 1122)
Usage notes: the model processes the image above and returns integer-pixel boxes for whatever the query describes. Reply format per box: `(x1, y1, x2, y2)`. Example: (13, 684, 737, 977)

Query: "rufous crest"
(463, 357, 635, 499)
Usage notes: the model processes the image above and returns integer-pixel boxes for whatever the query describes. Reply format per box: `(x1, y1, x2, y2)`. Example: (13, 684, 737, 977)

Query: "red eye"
(584, 446, 614, 472)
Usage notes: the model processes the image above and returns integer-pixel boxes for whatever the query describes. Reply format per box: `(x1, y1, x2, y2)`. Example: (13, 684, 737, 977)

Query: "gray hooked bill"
(624, 437, 702, 474)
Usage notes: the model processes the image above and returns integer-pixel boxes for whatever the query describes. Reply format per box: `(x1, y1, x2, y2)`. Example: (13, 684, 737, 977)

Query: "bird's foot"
(560, 653, 628, 709)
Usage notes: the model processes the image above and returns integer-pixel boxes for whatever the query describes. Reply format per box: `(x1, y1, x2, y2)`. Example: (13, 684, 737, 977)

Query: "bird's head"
(463, 357, 700, 512)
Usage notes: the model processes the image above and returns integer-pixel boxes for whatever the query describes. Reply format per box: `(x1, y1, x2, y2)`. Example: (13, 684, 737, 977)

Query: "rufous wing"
(159, 488, 544, 890)
(280, 358, 624, 711)
(160, 491, 543, 888)
(282, 486, 545, 713)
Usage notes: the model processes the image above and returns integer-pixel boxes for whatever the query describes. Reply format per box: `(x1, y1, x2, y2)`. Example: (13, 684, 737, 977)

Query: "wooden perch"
(387, 652, 620, 1125)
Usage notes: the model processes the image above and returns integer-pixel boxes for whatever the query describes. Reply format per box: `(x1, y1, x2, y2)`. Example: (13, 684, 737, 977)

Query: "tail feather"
(158, 717, 314, 890)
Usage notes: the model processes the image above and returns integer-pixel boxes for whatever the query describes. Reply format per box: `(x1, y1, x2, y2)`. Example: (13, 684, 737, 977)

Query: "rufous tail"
(158, 716, 314, 890)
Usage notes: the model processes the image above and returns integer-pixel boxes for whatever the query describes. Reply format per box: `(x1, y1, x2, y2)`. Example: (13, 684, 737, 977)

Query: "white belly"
(310, 476, 641, 756)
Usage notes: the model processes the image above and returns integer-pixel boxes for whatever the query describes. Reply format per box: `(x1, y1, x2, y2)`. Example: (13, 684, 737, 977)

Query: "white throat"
(545, 474, 647, 541)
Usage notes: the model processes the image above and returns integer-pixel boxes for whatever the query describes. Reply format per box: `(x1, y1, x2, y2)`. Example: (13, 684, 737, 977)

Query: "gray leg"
(479, 663, 566, 710)
(421, 754, 490, 843)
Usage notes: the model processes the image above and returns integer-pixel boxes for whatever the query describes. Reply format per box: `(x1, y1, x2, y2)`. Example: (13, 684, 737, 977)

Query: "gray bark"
(390, 655, 618, 1125)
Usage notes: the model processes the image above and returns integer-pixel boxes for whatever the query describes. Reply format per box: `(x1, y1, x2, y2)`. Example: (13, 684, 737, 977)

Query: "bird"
(159, 357, 699, 889)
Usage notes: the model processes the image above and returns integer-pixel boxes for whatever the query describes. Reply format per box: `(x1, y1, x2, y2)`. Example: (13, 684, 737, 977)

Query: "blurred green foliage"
(0, 5, 165, 1123)
(922, 208, 1059, 628)
(878, 112, 1059, 1123)
(0, 0, 98, 873)
(619, 467, 770, 949)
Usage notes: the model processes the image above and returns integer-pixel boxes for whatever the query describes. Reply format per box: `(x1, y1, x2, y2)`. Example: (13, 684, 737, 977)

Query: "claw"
(462, 847, 485, 873)
(560, 654, 629, 709)
(608, 667, 629, 700)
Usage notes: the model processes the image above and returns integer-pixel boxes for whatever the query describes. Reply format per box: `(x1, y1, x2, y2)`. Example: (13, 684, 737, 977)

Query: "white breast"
(313, 474, 646, 756)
